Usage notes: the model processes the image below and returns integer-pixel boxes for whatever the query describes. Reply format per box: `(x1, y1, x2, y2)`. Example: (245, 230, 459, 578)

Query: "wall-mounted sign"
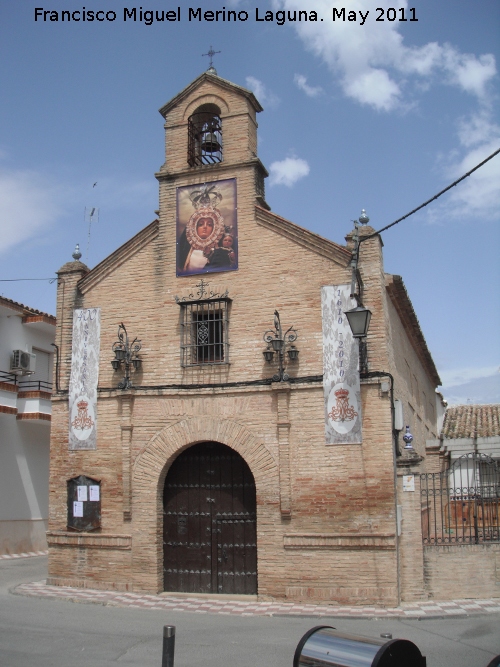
(176, 178, 238, 277)
(322, 285, 362, 445)
(403, 475, 415, 492)
(67, 475, 101, 532)
(69, 308, 101, 450)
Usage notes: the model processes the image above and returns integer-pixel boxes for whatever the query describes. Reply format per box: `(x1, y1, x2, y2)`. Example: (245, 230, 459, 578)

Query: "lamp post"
(263, 310, 298, 382)
(111, 323, 142, 390)
(345, 209, 372, 374)
(344, 303, 372, 374)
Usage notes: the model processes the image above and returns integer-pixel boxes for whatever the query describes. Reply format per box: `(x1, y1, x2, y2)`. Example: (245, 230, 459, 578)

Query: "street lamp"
(345, 209, 372, 374)
(111, 323, 142, 390)
(344, 304, 372, 338)
(263, 310, 298, 382)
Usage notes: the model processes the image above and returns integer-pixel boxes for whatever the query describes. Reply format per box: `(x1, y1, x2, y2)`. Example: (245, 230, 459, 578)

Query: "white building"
(0, 296, 55, 554)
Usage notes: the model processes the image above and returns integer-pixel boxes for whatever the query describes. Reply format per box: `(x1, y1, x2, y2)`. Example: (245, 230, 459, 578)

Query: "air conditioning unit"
(11, 350, 36, 375)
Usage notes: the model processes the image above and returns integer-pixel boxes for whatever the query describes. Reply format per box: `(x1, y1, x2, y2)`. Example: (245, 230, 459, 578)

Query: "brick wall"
(424, 544, 500, 599)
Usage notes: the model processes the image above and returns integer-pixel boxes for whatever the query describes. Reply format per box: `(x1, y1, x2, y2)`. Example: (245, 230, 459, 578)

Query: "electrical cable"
(0, 278, 57, 282)
(360, 146, 500, 243)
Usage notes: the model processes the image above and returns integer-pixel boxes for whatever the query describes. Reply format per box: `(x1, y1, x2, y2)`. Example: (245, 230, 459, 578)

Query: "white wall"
(0, 302, 54, 554)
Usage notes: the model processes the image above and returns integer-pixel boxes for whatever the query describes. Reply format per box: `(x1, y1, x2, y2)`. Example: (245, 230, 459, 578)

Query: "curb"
(12, 580, 500, 619)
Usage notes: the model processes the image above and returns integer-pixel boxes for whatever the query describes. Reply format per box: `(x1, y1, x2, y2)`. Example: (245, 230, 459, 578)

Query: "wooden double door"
(163, 442, 257, 594)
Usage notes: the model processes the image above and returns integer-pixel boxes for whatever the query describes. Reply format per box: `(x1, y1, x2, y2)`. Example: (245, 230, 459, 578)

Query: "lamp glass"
(114, 347, 126, 361)
(271, 338, 283, 352)
(263, 348, 274, 363)
(345, 306, 372, 338)
(287, 347, 299, 361)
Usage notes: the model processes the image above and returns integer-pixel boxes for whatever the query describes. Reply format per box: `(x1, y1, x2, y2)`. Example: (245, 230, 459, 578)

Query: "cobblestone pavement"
(10, 573, 500, 619)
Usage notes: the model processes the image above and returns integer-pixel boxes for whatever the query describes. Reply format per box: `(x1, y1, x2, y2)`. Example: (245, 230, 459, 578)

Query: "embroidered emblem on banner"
(69, 308, 101, 450)
(322, 285, 362, 444)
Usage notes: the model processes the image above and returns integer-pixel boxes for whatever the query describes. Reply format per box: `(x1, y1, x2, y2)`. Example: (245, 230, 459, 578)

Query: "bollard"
(162, 625, 175, 667)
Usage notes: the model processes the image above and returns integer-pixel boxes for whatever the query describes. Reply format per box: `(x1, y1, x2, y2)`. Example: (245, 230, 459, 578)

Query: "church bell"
(201, 131, 221, 154)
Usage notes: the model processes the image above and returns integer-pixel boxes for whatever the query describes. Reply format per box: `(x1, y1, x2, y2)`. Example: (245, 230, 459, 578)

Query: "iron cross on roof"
(202, 45, 221, 70)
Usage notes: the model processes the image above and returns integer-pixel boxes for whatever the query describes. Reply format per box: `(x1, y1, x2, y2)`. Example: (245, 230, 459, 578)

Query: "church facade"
(47, 70, 442, 605)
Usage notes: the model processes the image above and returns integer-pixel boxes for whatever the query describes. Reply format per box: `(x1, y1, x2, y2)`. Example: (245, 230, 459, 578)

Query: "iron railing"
(421, 452, 500, 545)
(0, 370, 17, 385)
(0, 370, 52, 392)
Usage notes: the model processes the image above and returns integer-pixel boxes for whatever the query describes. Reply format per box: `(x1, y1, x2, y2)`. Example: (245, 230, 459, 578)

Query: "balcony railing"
(0, 370, 52, 392)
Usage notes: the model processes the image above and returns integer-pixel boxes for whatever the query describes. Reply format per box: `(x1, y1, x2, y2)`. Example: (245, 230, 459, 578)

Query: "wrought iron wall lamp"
(111, 323, 142, 390)
(263, 310, 298, 382)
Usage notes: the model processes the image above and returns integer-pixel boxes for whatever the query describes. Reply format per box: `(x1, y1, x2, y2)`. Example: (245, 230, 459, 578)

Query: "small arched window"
(188, 104, 222, 167)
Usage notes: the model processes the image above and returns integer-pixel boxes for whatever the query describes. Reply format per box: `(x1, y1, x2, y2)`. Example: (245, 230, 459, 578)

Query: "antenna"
(84, 206, 99, 262)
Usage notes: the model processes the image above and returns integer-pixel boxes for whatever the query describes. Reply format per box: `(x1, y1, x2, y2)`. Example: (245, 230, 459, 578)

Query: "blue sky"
(0, 0, 499, 404)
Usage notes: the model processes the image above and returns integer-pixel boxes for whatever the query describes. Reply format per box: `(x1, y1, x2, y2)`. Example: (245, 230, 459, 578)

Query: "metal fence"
(421, 452, 500, 545)
(0, 370, 52, 392)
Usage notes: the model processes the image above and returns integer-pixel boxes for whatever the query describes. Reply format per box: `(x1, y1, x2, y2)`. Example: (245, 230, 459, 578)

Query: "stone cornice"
(386, 274, 441, 387)
(158, 71, 263, 118)
(18, 390, 52, 400)
(78, 220, 159, 294)
(0, 381, 18, 393)
(155, 157, 268, 182)
(255, 206, 351, 266)
(22, 314, 56, 327)
(16, 412, 51, 421)
(47, 531, 131, 549)
(284, 533, 396, 550)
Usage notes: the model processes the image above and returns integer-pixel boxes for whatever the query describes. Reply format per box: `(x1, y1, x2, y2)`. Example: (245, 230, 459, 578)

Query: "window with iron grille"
(180, 299, 230, 366)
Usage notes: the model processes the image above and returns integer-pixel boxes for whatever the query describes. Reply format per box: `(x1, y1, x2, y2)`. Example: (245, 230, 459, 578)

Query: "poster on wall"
(68, 308, 101, 450)
(176, 178, 238, 277)
(322, 285, 362, 445)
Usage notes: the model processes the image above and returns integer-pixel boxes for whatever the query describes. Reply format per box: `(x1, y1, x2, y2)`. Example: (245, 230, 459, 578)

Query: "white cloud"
(294, 74, 323, 98)
(343, 69, 400, 112)
(439, 365, 499, 388)
(273, 0, 496, 111)
(432, 111, 500, 221)
(440, 368, 500, 406)
(245, 76, 280, 108)
(441, 48, 496, 98)
(0, 168, 64, 254)
(269, 157, 310, 187)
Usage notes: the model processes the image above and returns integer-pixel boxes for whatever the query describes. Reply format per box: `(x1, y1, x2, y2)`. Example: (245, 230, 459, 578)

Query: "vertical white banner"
(322, 285, 362, 444)
(69, 308, 101, 450)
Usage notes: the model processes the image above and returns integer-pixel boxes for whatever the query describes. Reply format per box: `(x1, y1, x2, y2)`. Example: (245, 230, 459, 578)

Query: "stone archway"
(131, 416, 279, 593)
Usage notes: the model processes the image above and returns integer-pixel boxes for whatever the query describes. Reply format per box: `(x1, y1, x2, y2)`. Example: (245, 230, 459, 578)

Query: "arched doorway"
(163, 442, 257, 594)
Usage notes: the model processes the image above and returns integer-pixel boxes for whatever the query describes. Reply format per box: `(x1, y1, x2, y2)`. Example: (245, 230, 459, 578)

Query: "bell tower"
(156, 68, 269, 217)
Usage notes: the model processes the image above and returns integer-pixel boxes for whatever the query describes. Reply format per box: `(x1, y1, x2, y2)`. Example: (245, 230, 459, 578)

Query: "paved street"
(0, 554, 499, 666)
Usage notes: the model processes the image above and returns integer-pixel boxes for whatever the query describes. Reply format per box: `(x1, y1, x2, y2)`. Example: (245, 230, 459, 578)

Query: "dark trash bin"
(294, 626, 426, 667)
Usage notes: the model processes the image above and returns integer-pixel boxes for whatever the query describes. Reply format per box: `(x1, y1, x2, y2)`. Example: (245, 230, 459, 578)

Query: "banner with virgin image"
(322, 285, 362, 444)
(68, 308, 101, 450)
(176, 178, 238, 277)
